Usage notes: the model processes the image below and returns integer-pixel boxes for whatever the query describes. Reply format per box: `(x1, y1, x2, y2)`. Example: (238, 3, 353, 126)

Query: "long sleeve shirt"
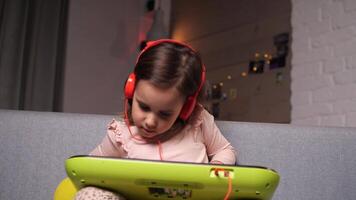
(90, 105, 236, 165)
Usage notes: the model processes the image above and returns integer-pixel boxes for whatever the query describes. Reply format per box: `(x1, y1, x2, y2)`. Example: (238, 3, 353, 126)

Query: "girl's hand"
(210, 160, 224, 165)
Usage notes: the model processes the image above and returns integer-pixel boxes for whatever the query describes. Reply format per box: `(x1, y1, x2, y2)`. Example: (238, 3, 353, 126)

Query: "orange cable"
(125, 99, 232, 198)
(124, 99, 145, 141)
(224, 175, 232, 200)
(214, 168, 233, 200)
(124, 99, 164, 161)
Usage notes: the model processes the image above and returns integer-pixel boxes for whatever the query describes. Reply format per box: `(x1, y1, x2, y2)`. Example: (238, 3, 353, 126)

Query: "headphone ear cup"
(179, 96, 196, 120)
(124, 73, 136, 99)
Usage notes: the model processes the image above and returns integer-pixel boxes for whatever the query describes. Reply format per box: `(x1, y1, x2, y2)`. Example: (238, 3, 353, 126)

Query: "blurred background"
(1, 0, 356, 127)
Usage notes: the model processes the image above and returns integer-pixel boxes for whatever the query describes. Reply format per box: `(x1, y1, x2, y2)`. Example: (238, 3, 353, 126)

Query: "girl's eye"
(139, 103, 150, 111)
(159, 112, 171, 119)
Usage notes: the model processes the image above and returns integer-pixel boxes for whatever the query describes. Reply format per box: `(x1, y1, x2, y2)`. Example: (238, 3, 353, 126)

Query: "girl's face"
(131, 80, 185, 139)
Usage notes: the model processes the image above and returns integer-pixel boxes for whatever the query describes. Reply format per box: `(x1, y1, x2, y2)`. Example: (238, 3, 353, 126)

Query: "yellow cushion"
(53, 178, 78, 200)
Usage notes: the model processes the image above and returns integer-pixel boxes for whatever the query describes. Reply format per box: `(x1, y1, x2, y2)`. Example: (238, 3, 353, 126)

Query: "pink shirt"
(90, 105, 236, 165)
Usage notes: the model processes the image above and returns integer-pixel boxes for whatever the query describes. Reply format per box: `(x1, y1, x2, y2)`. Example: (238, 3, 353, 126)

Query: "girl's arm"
(201, 110, 237, 165)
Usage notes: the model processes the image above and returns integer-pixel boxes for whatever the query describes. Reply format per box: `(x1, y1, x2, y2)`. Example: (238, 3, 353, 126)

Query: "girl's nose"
(145, 113, 157, 129)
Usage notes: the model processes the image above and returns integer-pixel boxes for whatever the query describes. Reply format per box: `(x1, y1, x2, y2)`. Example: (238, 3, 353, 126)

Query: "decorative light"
(241, 72, 247, 77)
(227, 75, 232, 80)
(219, 82, 224, 87)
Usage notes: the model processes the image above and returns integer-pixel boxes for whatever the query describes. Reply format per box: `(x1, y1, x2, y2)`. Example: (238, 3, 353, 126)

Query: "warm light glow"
(255, 53, 260, 58)
(253, 66, 258, 71)
(213, 85, 217, 89)
(241, 72, 247, 77)
(264, 53, 269, 59)
(171, 23, 187, 42)
(219, 82, 224, 87)
(227, 75, 232, 80)
(171, 33, 185, 42)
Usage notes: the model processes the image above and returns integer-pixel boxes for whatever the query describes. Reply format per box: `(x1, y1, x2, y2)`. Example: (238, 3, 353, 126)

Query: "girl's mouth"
(141, 128, 156, 137)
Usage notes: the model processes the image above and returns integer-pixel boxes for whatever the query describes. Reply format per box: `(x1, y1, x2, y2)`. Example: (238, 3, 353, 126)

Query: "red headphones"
(124, 39, 206, 120)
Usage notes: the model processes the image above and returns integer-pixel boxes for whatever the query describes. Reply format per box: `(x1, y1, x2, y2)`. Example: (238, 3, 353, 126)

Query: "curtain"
(0, 0, 68, 111)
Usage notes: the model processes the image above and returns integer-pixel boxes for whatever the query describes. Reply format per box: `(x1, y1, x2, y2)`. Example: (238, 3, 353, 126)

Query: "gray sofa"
(1, 109, 356, 200)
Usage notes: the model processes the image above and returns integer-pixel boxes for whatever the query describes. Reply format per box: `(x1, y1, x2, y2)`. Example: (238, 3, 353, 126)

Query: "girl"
(75, 39, 236, 200)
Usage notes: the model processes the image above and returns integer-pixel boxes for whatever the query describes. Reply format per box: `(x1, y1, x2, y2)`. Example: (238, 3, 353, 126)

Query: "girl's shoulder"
(107, 117, 127, 131)
(106, 117, 132, 143)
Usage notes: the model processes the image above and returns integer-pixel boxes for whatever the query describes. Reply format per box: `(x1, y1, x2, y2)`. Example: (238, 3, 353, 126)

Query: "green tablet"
(65, 156, 279, 200)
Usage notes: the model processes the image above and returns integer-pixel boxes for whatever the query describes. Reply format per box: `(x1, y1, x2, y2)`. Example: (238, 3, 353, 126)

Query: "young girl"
(75, 39, 236, 200)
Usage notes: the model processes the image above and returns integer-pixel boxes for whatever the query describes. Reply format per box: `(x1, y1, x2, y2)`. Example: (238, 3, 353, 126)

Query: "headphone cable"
(124, 99, 163, 161)
(125, 99, 231, 199)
